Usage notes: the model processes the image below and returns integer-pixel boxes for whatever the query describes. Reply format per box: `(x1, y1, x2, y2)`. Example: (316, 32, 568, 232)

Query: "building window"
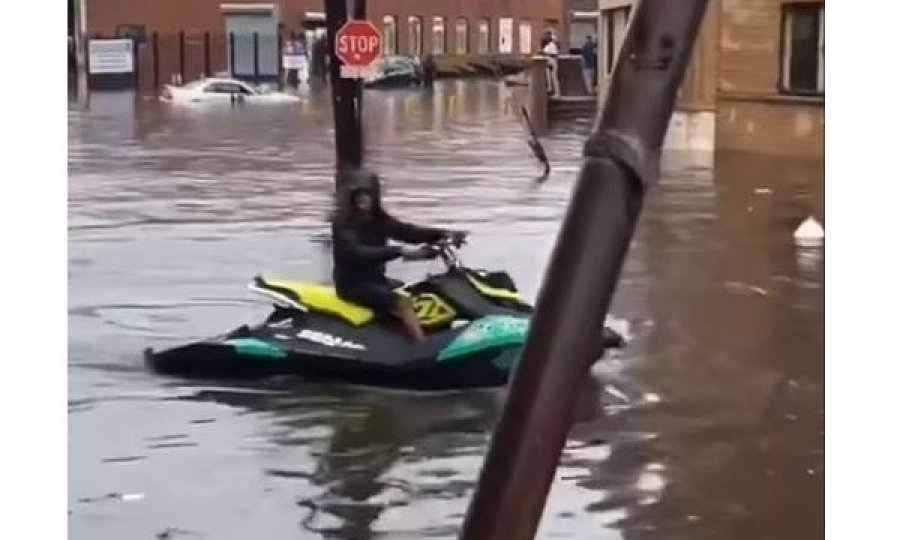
(518, 21, 532, 54)
(498, 17, 513, 54)
(781, 3, 824, 96)
(478, 18, 490, 54)
(383, 16, 397, 55)
(408, 16, 422, 56)
(603, 7, 630, 75)
(432, 16, 446, 55)
(455, 17, 469, 55)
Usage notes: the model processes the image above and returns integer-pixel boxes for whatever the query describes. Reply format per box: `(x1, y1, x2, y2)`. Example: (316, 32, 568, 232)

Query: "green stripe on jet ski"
(438, 315, 529, 362)
(225, 338, 287, 359)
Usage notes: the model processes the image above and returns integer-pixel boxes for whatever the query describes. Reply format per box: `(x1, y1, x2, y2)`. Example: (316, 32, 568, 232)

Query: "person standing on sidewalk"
(580, 35, 598, 93)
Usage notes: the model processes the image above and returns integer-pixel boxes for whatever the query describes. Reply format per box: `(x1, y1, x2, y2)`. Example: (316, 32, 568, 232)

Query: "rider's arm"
(382, 213, 448, 245)
(333, 221, 403, 263)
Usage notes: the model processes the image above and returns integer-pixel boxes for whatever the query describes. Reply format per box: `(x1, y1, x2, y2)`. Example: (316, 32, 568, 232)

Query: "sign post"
(335, 19, 382, 79)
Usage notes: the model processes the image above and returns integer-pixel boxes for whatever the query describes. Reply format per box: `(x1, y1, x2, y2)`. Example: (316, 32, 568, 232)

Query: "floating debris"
(793, 216, 824, 247)
(754, 187, 773, 195)
(604, 384, 630, 402)
(725, 281, 769, 297)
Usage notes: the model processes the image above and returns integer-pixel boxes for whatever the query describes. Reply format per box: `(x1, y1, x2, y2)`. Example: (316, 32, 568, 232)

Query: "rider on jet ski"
(331, 174, 466, 343)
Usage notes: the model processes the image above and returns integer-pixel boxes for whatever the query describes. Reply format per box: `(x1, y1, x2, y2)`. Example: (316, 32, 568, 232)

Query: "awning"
(220, 3, 276, 14)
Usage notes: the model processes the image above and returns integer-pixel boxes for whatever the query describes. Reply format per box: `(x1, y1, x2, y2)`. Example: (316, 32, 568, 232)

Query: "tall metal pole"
(325, 0, 366, 180)
(460, 1, 710, 539)
(73, 0, 89, 109)
(178, 31, 186, 84)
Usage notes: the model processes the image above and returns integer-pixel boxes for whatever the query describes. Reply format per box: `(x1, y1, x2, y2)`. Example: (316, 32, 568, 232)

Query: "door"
(224, 9, 278, 80)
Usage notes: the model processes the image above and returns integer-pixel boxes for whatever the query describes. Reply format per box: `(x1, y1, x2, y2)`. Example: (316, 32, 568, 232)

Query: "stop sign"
(335, 20, 382, 68)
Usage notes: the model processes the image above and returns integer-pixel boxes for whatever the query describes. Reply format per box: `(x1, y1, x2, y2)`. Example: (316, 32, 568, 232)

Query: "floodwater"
(68, 80, 823, 539)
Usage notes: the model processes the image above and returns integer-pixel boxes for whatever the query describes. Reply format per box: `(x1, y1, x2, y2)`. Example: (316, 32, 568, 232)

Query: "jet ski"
(145, 240, 625, 390)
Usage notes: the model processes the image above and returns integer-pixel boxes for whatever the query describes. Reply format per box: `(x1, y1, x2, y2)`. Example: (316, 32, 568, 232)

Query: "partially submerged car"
(364, 55, 423, 89)
(161, 77, 301, 104)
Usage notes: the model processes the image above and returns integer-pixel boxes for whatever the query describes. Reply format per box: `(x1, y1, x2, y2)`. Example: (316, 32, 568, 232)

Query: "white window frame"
(455, 17, 469, 55)
(432, 16, 446, 55)
(780, 4, 824, 96)
(382, 16, 397, 56)
(478, 19, 490, 54)
(518, 21, 532, 54)
(407, 16, 422, 56)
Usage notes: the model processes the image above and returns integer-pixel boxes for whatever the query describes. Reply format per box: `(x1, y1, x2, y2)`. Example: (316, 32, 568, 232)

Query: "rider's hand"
(401, 246, 438, 261)
(446, 230, 468, 247)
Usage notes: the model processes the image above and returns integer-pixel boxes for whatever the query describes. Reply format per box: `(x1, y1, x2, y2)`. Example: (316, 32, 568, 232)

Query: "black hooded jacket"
(331, 196, 447, 289)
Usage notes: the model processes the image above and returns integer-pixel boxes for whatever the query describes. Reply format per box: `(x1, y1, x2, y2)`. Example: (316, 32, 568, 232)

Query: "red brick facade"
(86, 0, 565, 56)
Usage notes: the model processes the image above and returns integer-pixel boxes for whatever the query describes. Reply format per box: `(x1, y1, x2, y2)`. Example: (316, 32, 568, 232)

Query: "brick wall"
(716, 0, 824, 156)
(716, 98, 824, 158)
(87, 0, 565, 55)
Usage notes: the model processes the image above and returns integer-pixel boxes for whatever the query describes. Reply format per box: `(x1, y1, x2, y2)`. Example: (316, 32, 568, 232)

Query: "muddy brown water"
(68, 80, 823, 539)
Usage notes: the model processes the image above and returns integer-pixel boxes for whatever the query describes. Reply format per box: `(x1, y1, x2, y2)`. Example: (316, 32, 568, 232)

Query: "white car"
(161, 77, 301, 104)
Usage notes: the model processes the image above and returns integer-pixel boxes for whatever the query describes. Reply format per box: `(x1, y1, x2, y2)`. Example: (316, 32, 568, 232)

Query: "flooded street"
(68, 80, 823, 539)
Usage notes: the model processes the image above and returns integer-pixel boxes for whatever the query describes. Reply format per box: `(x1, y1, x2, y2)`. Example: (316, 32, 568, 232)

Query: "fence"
(87, 32, 326, 94)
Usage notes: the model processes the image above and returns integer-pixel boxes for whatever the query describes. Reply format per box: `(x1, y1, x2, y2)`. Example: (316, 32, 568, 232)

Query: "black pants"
(337, 278, 401, 316)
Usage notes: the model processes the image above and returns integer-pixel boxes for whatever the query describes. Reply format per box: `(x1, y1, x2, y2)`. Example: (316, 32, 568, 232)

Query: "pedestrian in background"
(580, 35, 598, 93)
(542, 32, 560, 96)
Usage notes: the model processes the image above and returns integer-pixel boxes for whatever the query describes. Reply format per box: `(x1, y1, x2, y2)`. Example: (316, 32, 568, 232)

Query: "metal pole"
(253, 32, 260, 84)
(204, 31, 211, 78)
(152, 32, 159, 90)
(229, 32, 236, 77)
(73, 0, 89, 109)
(324, 0, 366, 178)
(277, 24, 284, 90)
(132, 36, 139, 89)
(460, 1, 710, 539)
(178, 31, 186, 84)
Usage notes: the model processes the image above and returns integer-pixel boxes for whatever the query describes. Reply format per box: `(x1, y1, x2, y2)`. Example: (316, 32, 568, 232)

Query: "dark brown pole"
(229, 32, 235, 76)
(178, 31, 185, 83)
(276, 24, 284, 89)
(152, 32, 159, 90)
(325, 0, 366, 177)
(253, 32, 260, 84)
(203, 31, 211, 77)
(460, 1, 710, 539)
(132, 37, 140, 89)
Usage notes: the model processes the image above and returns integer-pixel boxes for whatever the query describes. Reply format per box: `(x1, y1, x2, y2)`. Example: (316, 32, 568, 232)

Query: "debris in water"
(156, 527, 196, 539)
(725, 281, 769, 297)
(644, 392, 661, 404)
(754, 187, 773, 195)
(77, 492, 145, 504)
(793, 216, 824, 247)
(604, 384, 630, 402)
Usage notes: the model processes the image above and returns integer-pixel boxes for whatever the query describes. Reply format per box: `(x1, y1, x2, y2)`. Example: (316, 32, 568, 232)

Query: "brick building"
(594, 0, 823, 158)
(84, 0, 566, 58)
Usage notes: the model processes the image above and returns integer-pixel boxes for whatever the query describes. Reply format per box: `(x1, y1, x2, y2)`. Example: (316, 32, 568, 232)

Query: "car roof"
(203, 77, 251, 85)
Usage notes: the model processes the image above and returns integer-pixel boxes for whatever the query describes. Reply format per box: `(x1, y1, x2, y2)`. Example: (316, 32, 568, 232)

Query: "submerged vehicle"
(161, 77, 301, 104)
(363, 55, 423, 89)
(145, 240, 624, 390)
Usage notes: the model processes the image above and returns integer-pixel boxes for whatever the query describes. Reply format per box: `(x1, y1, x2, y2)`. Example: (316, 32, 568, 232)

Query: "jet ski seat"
(250, 276, 375, 326)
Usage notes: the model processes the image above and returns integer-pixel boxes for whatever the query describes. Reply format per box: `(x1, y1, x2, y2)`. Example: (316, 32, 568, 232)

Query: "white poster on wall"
(88, 39, 134, 74)
(498, 18, 513, 54)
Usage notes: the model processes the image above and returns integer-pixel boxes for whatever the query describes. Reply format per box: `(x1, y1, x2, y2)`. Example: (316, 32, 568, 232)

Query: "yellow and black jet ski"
(145, 242, 624, 390)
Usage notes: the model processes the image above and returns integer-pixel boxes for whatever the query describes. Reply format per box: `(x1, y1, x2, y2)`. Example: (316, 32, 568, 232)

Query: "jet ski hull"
(144, 311, 624, 391)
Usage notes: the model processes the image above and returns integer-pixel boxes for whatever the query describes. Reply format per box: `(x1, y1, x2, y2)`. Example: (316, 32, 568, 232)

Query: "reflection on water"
(68, 81, 822, 539)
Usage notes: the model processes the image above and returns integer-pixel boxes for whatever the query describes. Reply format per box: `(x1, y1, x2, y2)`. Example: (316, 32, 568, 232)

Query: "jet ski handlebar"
(429, 235, 466, 270)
